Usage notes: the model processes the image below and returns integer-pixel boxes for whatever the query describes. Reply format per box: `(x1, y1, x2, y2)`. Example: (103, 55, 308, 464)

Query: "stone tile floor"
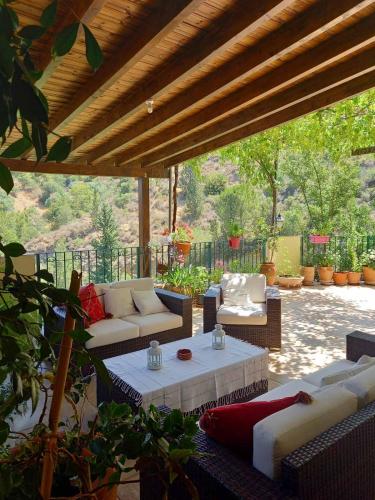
(120, 284, 375, 499)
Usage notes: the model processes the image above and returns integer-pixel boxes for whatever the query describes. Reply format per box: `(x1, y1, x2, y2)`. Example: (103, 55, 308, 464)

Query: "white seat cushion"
(253, 380, 319, 402)
(221, 273, 266, 304)
(217, 303, 267, 325)
(86, 318, 139, 349)
(124, 312, 183, 337)
(104, 287, 137, 318)
(303, 359, 356, 387)
(343, 365, 375, 409)
(253, 385, 357, 480)
(110, 277, 154, 291)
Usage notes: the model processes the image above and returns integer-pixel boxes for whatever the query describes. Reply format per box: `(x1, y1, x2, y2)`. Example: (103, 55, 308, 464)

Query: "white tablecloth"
(104, 334, 268, 413)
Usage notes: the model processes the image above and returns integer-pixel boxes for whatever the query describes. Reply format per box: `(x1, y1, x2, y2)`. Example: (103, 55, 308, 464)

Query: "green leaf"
(18, 25, 46, 40)
(46, 136, 72, 162)
(40, 0, 57, 29)
(0, 161, 13, 194)
(52, 22, 79, 57)
(3, 242, 26, 257)
(15, 79, 49, 124)
(0, 421, 9, 445)
(31, 123, 48, 161)
(21, 117, 31, 141)
(0, 31, 15, 78)
(91, 354, 111, 387)
(34, 269, 54, 282)
(83, 24, 103, 71)
(1, 137, 31, 158)
(68, 329, 93, 344)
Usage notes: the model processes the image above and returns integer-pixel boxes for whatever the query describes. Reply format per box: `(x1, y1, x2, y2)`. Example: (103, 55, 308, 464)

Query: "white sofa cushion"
(124, 312, 182, 337)
(217, 303, 267, 325)
(253, 385, 357, 480)
(343, 365, 375, 409)
(303, 359, 356, 387)
(110, 277, 154, 291)
(221, 273, 266, 304)
(253, 380, 320, 402)
(104, 287, 136, 318)
(94, 283, 111, 308)
(304, 357, 375, 387)
(131, 289, 169, 316)
(85, 318, 139, 349)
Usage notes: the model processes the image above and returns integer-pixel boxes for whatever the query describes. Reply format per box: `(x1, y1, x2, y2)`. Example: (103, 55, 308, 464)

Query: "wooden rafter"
(114, 15, 375, 166)
(67, 0, 294, 153)
(86, 0, 373, 164)
(125, 47, 375, 168)
(48, 0, 204, 133)
(1, 159, 168, 179)
(148, 71, 375, 170)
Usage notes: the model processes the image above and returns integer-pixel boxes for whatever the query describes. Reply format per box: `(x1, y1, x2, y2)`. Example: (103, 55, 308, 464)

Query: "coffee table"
(97, 334, 268, 414)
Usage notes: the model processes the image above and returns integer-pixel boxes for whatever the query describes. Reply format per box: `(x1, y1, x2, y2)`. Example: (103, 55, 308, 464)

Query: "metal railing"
(35, 239, 266, 288)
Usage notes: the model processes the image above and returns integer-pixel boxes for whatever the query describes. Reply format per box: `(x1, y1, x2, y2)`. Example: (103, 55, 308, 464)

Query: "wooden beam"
(127, 47, 375, 167)
(36, 0, 107, 87)
(149, 71, 375, 170)
(1, 159, 168, 178)
(48, 0, 204, 133)
(138, 177, 151, 277)
(115, 15, 375, 165)
(68, 0, 294, 153)
(86, 0, 373, 163)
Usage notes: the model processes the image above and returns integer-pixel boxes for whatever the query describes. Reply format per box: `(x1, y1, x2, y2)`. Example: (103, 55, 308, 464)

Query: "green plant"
(315, 250, 335, 267)
(228, 259, 259, 273)
(161, 265, 209, 297)
(171, 225, 194, 243)
(336, 249, 351, 272)
(204, 173, 227, 196)
(228, 222, 244, 238)
(360, 249, 375, 269)
(209, 267, 224, 284)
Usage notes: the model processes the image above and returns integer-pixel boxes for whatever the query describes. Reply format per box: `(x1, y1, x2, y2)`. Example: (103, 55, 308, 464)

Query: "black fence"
(35, 239, 266, 288)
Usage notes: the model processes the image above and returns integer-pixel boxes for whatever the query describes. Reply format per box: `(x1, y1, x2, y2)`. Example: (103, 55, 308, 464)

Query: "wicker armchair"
(140, 331, 375, 500)
(203, 283, 281, 349)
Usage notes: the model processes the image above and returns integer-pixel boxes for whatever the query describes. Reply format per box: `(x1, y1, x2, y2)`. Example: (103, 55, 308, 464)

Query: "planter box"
(309, 234, 330, 244)
(278, 276, 303, 289)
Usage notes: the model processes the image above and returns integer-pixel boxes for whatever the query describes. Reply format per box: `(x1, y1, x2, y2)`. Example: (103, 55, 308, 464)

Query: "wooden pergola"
(6, 0, 375, 274)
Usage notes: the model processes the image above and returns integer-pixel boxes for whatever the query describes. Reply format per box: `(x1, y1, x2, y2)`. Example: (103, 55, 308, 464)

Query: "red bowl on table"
(177, 348, 192, 361)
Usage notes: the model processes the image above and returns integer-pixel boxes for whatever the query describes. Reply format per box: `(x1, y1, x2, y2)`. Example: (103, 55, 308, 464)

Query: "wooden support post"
(168, 168, 173, 231)
(138, 176, 151, 277)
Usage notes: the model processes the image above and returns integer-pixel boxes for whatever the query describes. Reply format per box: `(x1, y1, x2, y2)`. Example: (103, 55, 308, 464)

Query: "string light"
(146, 99, 154, 114)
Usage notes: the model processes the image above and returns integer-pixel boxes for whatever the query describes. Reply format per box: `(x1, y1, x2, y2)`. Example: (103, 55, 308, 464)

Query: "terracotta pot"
(228, 236, 241, 249)
(318, 266, 334, 285)
(348, 271, 361, 286)
(93, 468, 118, 500)
(260, 262, 276, 286)
(302, 266, 315, 286)
(333, 271, 348, 286)
(363, 266, 375, 285)
(175, 241, 191, 256)
(278, 276, 303, 289)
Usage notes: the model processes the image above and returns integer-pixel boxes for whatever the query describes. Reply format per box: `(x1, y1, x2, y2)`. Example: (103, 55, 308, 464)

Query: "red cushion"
(78, 283, 106, 327)
(199, 392, 311, 455)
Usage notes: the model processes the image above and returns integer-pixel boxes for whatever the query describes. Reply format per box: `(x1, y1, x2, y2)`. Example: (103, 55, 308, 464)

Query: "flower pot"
(348, 271, 361, 286)
(302, 266, 315, 286)
(175, 241, 191, 256)
(228, 236, 241, 249)
(278, 276, 303, 289)
(93, 468, 118, 500)
(333, 271, 348, 286)
(309, 234, 330, 244)
(260, 262, 276, 286)
(363, 266, 375, 285)
(318, 266, 333, 285)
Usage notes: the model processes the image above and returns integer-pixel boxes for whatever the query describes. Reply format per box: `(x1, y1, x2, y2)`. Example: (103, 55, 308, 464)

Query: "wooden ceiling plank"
(86, 0, 373, 163)
(131, 47, 375, 167)
(69, 0, 294, 152)
(48, 0, 205, 133)
(115, 14, 375, 165)
(1, 159, 168, 178)
(150, 71, 375, 170)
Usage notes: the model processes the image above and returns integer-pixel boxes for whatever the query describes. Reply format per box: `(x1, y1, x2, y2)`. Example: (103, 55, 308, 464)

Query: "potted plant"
(360, 249, 375, 285)
(260, 233, 278, 286)
(302, 249, 315, 286)
(228, 222, 244, 250)
(171, 224, 194, 257)
(333, 251, 350, 286)
(348, 247, 362, 285)
(316, 251, 335, 285)
(278, 260, 303, 289)
(308, 223, 332, 244)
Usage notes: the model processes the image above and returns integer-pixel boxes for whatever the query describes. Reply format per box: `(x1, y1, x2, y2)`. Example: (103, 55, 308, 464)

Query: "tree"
(92, 203, 120, 282)
(179, 166, 204, 221)
(204, 173, 227, 195)
(70, 181, 95, 216)
(46, 192, 73, 229)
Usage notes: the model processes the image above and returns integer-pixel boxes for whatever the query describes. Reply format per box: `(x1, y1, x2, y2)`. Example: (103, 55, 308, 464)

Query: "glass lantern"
(147, 340, 162, 370)
(212, 324, 225, 350)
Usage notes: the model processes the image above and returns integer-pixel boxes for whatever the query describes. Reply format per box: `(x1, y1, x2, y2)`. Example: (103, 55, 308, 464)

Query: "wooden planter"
(175, 242, 191, 256)
(318, 266, 334, 285)
(278, 276, 303, 289)
(260, 262, 276, 286)
(363, 266, 375, 285)
(302, 266, 315, 285)
(333, 271, 348, 286)
(348, 271, 361, 285)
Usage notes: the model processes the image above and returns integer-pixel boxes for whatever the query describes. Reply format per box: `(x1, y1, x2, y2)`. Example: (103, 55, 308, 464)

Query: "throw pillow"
(131, 289, 169, 315)
(78, 283, 106, 327)
(104, 287, 137, 318)
(199, 391, 312, 455)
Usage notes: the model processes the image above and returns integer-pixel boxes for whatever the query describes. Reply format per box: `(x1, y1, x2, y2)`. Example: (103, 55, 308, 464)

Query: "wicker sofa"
(141, 331, 375, 500)
(203, 273, 281, 349)
(45, 278, 192, 360)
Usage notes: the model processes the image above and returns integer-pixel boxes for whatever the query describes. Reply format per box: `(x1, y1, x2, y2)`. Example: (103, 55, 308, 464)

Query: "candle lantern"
(147, 340, 162, 370)
(212, 324, 225, 350)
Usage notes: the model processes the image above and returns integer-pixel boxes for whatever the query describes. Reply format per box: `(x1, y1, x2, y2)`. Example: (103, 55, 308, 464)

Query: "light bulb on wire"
(146, 99, 154, 114)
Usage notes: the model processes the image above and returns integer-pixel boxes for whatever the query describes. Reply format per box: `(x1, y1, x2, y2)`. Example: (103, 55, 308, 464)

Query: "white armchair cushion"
(86, 319, 139, 349)
(110, 277, 154, 291)
(104, 287, 137, 318)
(253, 385, 357, 480)
(217, 303, 267, 325)
(343, 365, 375, 409)
(221, 273, 266, 304)
(124, 312, 182, 337)
(131, 289, 169, 316)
